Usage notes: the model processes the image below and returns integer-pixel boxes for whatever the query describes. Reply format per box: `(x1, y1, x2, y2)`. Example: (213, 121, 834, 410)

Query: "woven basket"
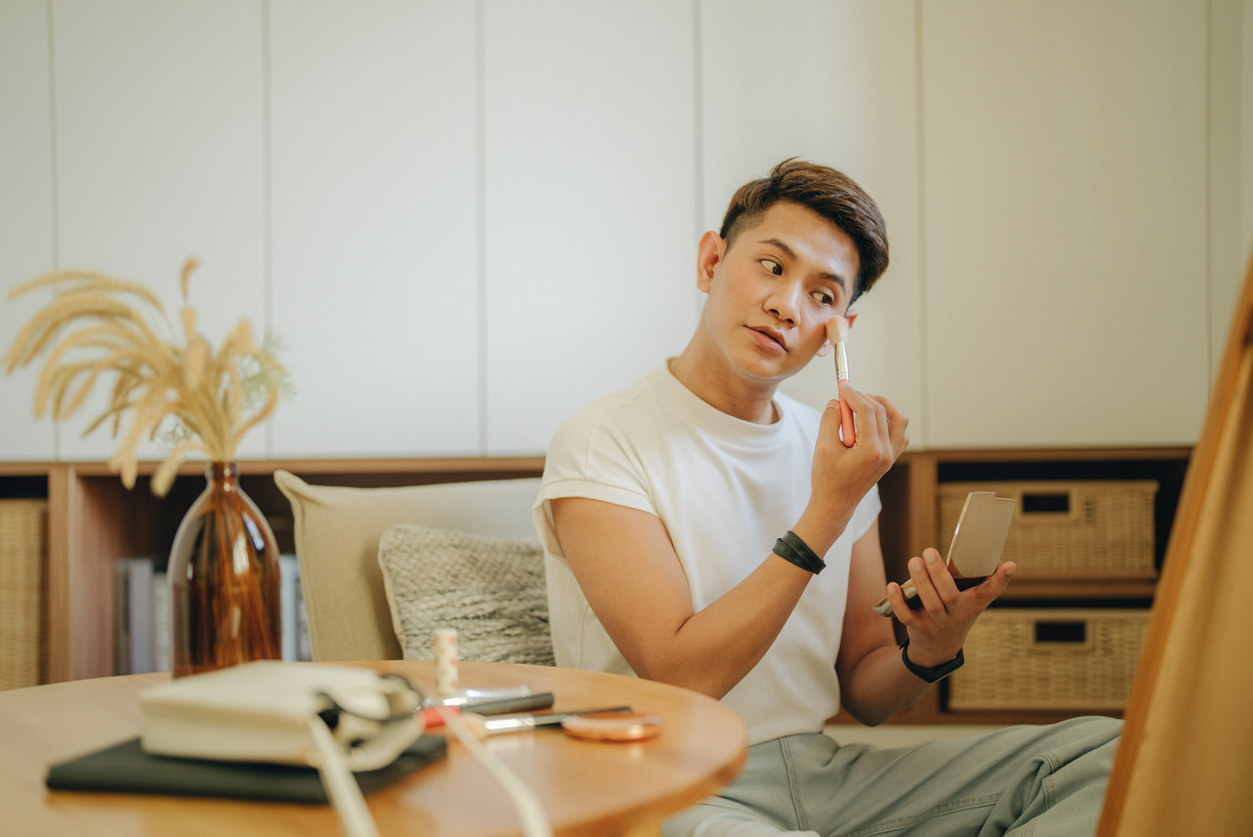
(939, 480, 1158, 577)
(947, 608, 1151, 711)
(0, 499, 48, 691)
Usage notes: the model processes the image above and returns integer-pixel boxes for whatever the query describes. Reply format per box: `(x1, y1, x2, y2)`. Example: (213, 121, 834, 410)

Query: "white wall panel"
(52, 0, 267, 462)
(701, 0, 924, 443)
(0, 0, 57, 461)
(4, 2, 1239, 465)
(483, 0, 697, 454)
(921, 0, 1209, 448)
(1246, 0, 1253, 264)
(269, 1, 478, 457)
(1210, 0, 1246, 384)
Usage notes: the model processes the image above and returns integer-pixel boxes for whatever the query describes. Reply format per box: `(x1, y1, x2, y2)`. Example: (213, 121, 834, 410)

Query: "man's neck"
(668, 335, 779, 425)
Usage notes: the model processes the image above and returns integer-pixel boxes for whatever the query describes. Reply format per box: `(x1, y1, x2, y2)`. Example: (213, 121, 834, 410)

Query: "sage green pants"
(664, 716, 1121, 837)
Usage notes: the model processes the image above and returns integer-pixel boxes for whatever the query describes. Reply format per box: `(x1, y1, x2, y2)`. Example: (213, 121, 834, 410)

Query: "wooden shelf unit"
(0, 457, 546, 683)
(2, 446, 1190, 726)
(860, 446, 1190, 726)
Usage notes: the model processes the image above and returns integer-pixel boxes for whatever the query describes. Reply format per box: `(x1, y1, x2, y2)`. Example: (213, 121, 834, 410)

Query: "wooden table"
(0, 661, 748, 837)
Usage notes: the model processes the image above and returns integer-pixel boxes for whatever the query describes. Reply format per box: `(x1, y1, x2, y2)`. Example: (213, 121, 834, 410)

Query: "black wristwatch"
(900, 638, 964, 683)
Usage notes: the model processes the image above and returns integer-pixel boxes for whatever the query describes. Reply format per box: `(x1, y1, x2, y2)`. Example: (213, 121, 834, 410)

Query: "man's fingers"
(923, 548, 960, 604)
(864, 392, 909, 457)
(868, 396, 890, 445)
(970, 562, 1016, 605)
(841, 384, 895, 463)
(817, 396, 853, 454)
(820, 397, 844, 434)
(885, 582, 918, 625)
(838, 383, 871, 426)
(882, 396, 910, 454)
(909, 555, 945, 613)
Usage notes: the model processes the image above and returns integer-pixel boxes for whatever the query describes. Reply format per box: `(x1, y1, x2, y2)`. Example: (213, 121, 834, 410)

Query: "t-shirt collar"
(652, 362, 790, 445)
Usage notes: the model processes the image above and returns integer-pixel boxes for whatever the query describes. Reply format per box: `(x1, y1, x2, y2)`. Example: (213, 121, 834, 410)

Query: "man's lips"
(748, 326, 787, 351)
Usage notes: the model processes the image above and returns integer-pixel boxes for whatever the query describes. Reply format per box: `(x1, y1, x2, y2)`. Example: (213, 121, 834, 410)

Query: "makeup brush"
(457, 706, 631, 740)
(826, 315, 854, 447)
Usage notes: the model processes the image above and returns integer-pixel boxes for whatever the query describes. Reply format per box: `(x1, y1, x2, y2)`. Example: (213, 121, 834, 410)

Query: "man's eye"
(760, 259, 782, 275)
(811, 290, 834, 306)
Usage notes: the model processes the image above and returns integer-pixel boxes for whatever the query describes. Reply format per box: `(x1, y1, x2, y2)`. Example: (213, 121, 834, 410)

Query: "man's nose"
(765, 283, 801, 324)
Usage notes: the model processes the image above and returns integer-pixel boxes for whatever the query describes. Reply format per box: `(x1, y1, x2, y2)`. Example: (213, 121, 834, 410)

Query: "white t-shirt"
(533, 364, 881, 745)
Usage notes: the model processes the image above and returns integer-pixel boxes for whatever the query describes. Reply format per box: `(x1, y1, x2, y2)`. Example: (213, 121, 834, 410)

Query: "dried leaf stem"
(2, 259, 288, 496)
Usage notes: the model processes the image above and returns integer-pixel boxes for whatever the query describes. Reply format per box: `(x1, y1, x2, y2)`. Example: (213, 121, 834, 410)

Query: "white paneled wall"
(483, 0, 698, 453)
(0, 0, 56, 461)
(1211, 0, 1246, 377)
(701, 0, 925, 442)
(921, 0, 1209, 447)
(1, 1, 1249, 463)
(269, 1, 479, 457)
(1246, 0, 1253, 263)
(51, 0, 267, 460)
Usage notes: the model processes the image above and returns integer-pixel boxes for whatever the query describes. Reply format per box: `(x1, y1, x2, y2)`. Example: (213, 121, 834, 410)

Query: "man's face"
(698, 200, 860, 386)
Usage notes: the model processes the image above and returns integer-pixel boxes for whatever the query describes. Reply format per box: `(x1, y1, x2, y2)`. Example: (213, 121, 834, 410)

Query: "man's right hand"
(798, 383, 909, 554)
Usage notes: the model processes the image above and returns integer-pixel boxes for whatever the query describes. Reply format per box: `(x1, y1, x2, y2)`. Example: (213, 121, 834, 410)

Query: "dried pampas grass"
(2, 259, 288, 496)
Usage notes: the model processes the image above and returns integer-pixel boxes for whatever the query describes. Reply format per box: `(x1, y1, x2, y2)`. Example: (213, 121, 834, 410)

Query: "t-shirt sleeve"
(845, 482, 883, 545)
(532, 410, 657, 561)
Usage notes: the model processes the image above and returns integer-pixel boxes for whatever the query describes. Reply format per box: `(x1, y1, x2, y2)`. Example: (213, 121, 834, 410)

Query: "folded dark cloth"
(46, 734, 447, 804)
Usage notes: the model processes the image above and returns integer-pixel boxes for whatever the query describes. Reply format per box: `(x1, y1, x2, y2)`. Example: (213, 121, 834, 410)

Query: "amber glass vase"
(169, 462, 281, 677)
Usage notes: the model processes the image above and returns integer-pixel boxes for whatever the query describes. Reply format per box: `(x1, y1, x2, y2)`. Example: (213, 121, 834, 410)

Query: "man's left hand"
(884, 549, 1016, 668)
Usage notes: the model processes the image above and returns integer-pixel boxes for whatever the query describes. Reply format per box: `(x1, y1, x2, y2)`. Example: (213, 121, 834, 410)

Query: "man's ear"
(696, 230, 725, 293)
(844, 308, 859, 330)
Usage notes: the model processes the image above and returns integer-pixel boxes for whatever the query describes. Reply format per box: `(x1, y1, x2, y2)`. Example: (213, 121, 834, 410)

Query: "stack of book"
(114, 554, 310, 674)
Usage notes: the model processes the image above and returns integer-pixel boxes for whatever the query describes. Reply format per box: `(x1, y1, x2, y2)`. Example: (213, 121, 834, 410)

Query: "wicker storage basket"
(947, 608, 1150, 711)
(0, 499, 47, 691)
(939, 480, 1158, 577)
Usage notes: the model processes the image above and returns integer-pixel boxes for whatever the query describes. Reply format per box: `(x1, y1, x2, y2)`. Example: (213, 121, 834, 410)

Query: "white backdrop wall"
(0, 0, 56, 462)
(1, 0, 1249, 462)
(921, 1, 1210, 447)
(50, 0, 269, 462)
(268, 0, 480, 457)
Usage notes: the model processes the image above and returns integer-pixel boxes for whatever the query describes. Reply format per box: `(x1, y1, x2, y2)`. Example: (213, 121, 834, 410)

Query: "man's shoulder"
(549, 368, 664, 450)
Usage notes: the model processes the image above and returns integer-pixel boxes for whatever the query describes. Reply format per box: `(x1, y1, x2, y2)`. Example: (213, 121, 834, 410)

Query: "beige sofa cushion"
(274, 471, 542, 662)
(378, 525, 554, 665)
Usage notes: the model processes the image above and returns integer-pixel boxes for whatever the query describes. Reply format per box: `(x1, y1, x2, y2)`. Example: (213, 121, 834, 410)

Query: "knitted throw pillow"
(377, 525, 555, 666)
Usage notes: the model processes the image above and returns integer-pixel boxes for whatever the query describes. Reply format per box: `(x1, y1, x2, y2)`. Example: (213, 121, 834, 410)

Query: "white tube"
(434, 628, 459, 696)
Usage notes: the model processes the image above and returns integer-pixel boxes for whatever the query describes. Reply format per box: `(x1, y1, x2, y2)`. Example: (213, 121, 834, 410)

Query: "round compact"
(561, 711, 663, 742)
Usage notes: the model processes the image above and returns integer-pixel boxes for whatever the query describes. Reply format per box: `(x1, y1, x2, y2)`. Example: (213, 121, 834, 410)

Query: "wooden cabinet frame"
(840, 446, 1188, 726)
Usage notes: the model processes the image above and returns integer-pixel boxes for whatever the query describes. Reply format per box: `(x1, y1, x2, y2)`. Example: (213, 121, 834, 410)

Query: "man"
(532, 160, 1119, 836)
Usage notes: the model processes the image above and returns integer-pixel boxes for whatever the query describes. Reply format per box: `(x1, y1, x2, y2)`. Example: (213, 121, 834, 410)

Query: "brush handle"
(839, 396, 855, 448)
(836, 343, 855, 447)
(471, 693, 555, 715)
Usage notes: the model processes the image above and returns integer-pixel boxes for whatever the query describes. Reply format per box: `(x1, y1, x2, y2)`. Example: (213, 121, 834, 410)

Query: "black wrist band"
(900, 638, 964, 683)
(773, 530, 826, 575)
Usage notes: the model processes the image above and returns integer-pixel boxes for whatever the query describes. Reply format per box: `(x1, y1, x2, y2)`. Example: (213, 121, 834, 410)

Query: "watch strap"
(773, 531, 826, 575)
(900, 638, 964, 683)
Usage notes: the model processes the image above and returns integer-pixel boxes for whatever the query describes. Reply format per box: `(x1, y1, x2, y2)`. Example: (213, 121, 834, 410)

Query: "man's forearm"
(648, 501, 860, 698)
(838, 642, 935, 726)
(642, 552, 815, 699)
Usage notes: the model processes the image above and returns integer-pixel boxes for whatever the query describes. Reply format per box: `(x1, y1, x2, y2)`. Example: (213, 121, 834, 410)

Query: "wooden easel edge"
(1095, 248, 1253, 835)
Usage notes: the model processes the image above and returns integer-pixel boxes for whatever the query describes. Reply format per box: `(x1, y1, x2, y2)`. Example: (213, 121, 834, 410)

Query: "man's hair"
(718, 159, 888, 305)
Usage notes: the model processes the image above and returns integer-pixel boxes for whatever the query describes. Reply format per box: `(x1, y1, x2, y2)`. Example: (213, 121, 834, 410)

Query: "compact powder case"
(561, 712, 663, 742)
